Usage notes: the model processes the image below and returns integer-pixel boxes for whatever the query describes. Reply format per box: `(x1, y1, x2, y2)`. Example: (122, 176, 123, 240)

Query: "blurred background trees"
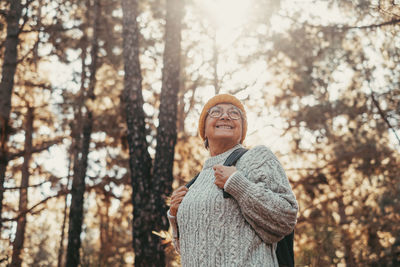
(0, 0, 399, 266)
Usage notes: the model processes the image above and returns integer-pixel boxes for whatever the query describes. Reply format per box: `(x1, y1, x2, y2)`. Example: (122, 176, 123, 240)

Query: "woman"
(168, 94, 298, 266)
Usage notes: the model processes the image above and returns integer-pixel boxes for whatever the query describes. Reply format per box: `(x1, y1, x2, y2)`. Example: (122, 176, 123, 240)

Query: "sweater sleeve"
(224, 145, 298, 244)
(167, 210, 180, 253)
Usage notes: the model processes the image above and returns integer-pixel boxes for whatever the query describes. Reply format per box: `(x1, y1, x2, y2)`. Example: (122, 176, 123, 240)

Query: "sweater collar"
(203, 144, 243, 169)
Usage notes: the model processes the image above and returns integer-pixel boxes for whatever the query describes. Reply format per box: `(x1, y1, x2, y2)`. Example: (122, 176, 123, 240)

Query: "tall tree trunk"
(57, 150, 74, 267)
(66, 1, 99, 265)
(65, 110, 93, 267)
(10, 106, 34, 267)
(99, 195, 111, 266)
(338, 193, 356, 267)
(65, 46, 86, 267)
(0, 0, 23, 233)
(393, 234, 400, 266)
(212, 29, 219, 94)
(153, 0, 183, 232)
(122, 0, 183, 265)
(121, 0, 156, 266)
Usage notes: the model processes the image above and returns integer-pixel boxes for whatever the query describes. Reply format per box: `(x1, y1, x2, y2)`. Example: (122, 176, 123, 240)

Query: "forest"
(0, 0, 399, 266)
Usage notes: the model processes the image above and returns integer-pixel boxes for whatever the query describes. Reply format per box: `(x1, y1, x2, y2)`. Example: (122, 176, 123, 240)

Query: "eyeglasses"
(207, 106, 242, 120)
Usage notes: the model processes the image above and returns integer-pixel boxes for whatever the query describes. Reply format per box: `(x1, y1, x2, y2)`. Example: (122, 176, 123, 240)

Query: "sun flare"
(198, 0, 252, 43)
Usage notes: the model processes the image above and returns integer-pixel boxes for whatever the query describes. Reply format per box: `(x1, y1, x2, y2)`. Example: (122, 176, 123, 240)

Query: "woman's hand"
(169, 186, 189, 217)
(213, 165, 237, 189)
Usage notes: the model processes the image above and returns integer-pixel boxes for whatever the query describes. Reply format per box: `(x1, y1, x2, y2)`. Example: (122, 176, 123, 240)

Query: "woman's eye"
(229, 110, 240, 116)
(210, 109, 221, 116)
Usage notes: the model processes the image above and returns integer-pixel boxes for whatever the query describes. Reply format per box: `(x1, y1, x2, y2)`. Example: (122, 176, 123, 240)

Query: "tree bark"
(122, 0, 183, 265)
(10, 106, 34, 267)
(65, 112, 93, 267)
(65, 38, 86, 267)
(121, 0, 157, 265)
(212, 29, 219, 94)
(65, 1, 99, 266)
(153, 0, 183, 232)
(337, 193, 356, 267)
(57, 149, 74, 267)
(0, 0, 23, 233)
(99, 195, 111, 265)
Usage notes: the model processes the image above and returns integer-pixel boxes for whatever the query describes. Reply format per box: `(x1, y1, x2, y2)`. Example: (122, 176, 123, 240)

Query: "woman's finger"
(175, 186, 188, 194)
(171, 190, 188, 200)
(171, 187, 188, 197)
(171, 195, 185, 204)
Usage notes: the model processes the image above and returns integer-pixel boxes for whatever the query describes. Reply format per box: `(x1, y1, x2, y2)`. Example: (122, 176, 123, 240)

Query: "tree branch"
(2, 189, 68, 222)
(370, 91, 400, 146)
(8, 137, 64, 161)
(341, 18, 400, 30)
(20, 25, 81, 34)
(2, 180, 48, 191)
(15, 81, 52, 90)
(279, 13, 400, 32)
(16, 36, 40, 64)
(18, 0, 35, 35)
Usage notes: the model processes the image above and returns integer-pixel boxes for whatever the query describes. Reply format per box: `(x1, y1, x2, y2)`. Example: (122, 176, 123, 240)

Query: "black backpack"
(186, 148, 295, 267)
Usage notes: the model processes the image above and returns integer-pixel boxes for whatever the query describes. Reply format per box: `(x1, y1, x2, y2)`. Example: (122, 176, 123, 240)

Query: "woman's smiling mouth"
(216, 125, 233, 129)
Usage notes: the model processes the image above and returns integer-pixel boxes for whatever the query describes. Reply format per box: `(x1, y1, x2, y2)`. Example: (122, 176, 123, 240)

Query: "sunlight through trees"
(0, 0, 399, 266)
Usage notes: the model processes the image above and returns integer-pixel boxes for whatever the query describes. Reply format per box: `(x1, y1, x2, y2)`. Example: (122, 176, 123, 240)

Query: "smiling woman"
(167, 94, 298, 267)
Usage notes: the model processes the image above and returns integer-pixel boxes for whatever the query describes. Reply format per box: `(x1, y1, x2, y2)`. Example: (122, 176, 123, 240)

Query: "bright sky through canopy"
(197, 0, 252, 45)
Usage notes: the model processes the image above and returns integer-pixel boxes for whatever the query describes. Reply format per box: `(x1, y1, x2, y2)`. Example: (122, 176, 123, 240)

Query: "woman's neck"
(208, 140, 239, 156)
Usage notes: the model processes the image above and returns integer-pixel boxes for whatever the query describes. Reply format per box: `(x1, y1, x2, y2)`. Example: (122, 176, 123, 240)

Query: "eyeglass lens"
(208, 107, 241, 119)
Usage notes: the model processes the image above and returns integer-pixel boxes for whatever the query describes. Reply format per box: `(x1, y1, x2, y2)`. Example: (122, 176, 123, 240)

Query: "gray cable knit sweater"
(168, 144, 298, 267)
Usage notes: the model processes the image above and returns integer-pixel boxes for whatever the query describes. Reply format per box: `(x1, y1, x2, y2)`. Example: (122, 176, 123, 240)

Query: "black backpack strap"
(185, 173, 199, 189)
(185, 147, 248, 192)
(223, 147, 248, 166)
(276, 230, 294, 267)
(222, 148, 248, 198)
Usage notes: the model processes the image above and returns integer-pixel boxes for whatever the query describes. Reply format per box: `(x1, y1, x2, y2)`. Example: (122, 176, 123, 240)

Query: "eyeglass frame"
(207, 105, 243, 120)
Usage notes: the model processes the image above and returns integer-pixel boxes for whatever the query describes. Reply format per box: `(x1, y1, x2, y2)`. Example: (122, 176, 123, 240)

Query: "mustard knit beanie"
(198, 94, 247, 144)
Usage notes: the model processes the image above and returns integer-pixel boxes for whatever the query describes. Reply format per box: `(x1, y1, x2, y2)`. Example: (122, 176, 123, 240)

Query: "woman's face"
(204, 103, 243, 145)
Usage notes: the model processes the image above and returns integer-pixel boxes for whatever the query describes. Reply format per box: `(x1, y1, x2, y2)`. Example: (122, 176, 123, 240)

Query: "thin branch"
(182, 79, 200, 120)
(278, 13, 400, 32)
(2, 189, 68, 222)
(230, 79, 258, 95)
(18, 0, 35, 35)
(8, 137, 64, 161)
(15, 81, 52, 90)
(20, 25, 81, 34)
(2, 180, 48, 191)
(16, 37, 40, 64)
(377, 7, 400, 19)
(370, 91, 400, 146)
(341, 18, 400, 30)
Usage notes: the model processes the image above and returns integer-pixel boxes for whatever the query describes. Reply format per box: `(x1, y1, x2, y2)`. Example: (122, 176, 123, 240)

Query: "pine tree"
(122, 0, 182, 265)
(0, 0, 23, 233)
(66, 0, 100, 265)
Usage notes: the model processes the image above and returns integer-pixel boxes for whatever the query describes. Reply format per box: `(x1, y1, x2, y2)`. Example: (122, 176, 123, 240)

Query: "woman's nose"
(219, 112, 230, 119)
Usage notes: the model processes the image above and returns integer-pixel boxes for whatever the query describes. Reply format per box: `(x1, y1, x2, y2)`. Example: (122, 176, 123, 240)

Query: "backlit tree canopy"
(0, 0, 398, 266)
